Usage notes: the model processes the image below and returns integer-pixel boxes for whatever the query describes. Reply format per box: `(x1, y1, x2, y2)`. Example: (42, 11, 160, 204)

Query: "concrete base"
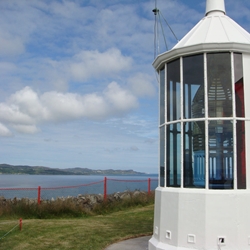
(149, 236, 189, 250)
(148, 187, 250, 250)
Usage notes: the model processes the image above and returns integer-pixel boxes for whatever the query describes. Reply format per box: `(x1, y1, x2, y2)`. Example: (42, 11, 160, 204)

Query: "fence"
(0, 177, 158, 204)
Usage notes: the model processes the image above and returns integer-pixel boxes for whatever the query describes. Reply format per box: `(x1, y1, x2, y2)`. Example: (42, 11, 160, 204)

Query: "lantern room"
(149, 0, 250, 249)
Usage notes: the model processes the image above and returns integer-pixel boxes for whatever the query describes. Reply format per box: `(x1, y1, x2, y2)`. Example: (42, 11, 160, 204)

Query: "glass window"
(234, 53, 246, 189)
(236, 121, 246, 189)
(184, 121, 205, 188)
(160, 126, 165, 187)
(167, 59, 180, 121)
(167, 123, 181, 187)
(159, 52, 246, 190)
(160, 67, 165, 125)
(209, 120, 233, 189)
(183, 54, 204, 119)
(207, 53, 232, 118)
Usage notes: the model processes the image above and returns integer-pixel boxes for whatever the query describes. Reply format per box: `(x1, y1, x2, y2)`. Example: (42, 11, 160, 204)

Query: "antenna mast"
(152, 0, 179, 58)
(153, 0, 159, 58)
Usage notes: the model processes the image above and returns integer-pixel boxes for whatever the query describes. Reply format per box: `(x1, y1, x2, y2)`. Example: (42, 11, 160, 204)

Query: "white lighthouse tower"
(149, 0, 250, 249)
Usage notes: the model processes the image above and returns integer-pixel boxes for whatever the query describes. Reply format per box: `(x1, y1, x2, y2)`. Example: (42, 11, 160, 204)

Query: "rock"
(0, 190, 150, 210)
(113, 192, 121, 200)
(0, 196, 6, 201)
(132, 190, 141, 197)
(120, 192, 131, 200)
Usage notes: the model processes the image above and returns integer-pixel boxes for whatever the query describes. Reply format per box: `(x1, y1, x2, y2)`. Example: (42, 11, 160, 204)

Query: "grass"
(0, 205, 154, 250)
(0, 193, 154, 249)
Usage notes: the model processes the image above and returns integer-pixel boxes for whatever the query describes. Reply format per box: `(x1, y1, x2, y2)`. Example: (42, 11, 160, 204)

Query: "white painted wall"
(149, 188, 250, 250)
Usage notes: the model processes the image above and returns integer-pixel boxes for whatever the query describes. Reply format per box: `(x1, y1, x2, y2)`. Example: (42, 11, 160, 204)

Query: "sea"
(0, 174, 158, 199)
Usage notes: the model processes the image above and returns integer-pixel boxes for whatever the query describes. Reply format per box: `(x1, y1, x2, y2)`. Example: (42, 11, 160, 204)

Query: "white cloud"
(41, 91, 84, 121)
(50, 1, 82, 18)
(70, 48, 133, 81)
(12, 124, 40, 134)
(128, 73, 156, 97)
(0, 82, 139, 135)
(11, 47, 134, 93)
(80, 93, 109, 119)
(104, 81, 138, 112)
(0, 123, 12, 137)
(0, 103, 34, 125)
(9, 86, 47, 120)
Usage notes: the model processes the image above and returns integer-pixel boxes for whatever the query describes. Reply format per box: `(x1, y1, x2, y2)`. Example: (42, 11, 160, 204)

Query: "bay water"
(0, 174, 158, 199)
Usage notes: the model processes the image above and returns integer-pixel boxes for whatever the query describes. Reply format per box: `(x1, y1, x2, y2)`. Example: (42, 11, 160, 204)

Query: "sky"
(1, 0, 250, 174)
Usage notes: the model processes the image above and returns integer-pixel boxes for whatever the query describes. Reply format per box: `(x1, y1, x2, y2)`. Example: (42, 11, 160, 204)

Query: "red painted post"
(104, 177, 107, 201)
(37, 186, 41, 205)
(19, 218, 22, 231)
(148, 178, 151, 195)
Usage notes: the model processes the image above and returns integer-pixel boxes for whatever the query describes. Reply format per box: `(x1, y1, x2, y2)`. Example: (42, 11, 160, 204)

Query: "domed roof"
(153, 0, 250, 70)
(173, 0, 250, 49)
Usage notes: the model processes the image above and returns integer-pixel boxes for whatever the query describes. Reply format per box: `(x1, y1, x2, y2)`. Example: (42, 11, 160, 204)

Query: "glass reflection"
(234, 53, 246, 189)
(184, 121, 205, 188)
(160, 126, 165, 187)
(160, 67, 165, 125)
(167, 123, 181, 187)
(209, 120, 233, 189)
(236, 121, 246, 189)
(207, 53, 232, 118)
(167, 59, 180, 121)
(183, 54, 204, 119)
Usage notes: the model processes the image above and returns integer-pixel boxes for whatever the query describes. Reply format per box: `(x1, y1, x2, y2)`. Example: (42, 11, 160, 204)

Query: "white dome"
(173, 0, 250, 49)
(153, 0, 250, 70)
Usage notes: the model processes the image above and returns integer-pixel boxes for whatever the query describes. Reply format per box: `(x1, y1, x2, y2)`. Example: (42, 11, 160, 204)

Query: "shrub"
(0, 191, 155, 219)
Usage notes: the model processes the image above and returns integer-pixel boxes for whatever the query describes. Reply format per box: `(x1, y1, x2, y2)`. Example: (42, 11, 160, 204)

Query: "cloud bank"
(0, 82, 140, 136)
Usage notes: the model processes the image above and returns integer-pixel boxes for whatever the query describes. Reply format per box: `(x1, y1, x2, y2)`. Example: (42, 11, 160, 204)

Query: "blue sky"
(1, 0, 250, 173)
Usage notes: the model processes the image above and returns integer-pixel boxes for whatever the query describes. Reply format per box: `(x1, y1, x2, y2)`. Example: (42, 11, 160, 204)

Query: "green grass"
(0, 204, 154, 250)
(0, 193, 154, 249)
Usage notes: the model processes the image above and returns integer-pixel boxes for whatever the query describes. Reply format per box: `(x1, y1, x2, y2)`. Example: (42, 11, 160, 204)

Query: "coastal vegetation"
(0, 191, 154, 219)
(0, 192, 154, 249)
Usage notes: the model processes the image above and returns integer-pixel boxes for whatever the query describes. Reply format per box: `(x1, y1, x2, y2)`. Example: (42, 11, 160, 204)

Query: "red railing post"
(38, 186, 41, 205)
(104, 177, 107, 201)
(148, 178, 151, 195)
(19, 218, 22, 231)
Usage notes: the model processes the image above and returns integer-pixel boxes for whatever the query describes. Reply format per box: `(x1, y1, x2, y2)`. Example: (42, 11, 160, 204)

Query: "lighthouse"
(149, 0, 250, 249)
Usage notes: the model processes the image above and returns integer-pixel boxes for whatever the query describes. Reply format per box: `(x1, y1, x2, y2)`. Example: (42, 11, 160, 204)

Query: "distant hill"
(0, 164, 146, 175)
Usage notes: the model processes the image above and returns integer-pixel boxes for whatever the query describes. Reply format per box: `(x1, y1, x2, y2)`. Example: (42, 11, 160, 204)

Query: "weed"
(0, 192, 155, 219)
